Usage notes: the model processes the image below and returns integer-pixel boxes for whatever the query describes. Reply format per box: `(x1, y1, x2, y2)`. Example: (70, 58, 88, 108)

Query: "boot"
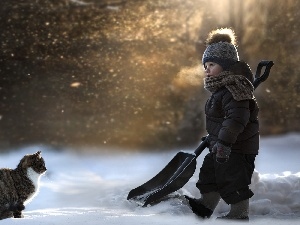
(217, 199, 249, 221)
(185, 192, 220, 219)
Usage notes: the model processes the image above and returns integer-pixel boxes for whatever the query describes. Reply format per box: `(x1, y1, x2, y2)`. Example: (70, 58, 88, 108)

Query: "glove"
(212, 141, 231, 163)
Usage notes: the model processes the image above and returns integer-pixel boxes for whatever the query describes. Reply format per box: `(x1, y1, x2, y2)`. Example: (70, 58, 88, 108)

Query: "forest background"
(0, 0, 299, 151)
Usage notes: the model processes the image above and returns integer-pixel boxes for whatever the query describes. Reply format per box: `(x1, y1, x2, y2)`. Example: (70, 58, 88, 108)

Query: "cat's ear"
(20, 155, 30, 169)
(34, 151, 42, 158)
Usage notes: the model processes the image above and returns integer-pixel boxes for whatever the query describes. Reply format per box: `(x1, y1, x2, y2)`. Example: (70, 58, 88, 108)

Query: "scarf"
(204, 71, 254, 101)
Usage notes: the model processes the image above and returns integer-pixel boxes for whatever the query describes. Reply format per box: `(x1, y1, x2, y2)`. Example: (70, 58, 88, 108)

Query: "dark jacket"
(205, 87, 259, 154)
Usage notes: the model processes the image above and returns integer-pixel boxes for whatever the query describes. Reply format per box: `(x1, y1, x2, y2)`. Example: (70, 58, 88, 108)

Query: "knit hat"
(202, 28, 239, 70)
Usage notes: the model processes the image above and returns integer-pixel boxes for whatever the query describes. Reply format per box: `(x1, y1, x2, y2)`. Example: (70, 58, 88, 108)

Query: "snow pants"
(196, 152, 256, 205)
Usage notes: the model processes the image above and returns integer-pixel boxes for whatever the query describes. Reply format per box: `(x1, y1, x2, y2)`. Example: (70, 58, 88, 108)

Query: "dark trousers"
(196, 152, 256, 204)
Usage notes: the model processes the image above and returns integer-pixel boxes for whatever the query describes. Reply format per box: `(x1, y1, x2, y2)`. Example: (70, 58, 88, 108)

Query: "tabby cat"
(0, 151, 46, 220)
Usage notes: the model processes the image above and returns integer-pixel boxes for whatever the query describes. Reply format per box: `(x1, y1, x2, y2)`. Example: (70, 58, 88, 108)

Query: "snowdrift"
(1, 133, 299, 224)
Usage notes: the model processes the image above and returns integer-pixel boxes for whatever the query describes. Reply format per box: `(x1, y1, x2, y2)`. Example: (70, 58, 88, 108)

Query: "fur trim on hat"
(206, 28, 237, 46)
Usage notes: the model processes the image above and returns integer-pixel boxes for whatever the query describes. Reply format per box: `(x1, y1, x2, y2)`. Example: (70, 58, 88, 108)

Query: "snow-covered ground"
(1, 133, 300, 224)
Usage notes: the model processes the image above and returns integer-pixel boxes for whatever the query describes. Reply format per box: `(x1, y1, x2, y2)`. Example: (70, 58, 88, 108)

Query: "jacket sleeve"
(218, 91, 250, 144)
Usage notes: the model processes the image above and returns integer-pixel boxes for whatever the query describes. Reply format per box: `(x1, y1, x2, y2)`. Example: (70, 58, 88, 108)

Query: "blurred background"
(0, 0, 299, 151)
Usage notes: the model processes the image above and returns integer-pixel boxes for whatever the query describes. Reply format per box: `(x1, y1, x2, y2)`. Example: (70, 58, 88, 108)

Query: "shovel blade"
(127, 151, 196, 206)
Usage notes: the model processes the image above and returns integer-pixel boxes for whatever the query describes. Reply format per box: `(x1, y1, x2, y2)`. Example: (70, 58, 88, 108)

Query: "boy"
(185, 28, 259, 220)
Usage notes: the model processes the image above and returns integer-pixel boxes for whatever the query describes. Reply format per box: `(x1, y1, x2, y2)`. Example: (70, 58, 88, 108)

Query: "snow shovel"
(127, 60, 274, 207)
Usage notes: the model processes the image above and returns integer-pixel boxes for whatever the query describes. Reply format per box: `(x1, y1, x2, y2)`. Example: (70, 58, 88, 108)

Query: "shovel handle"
(253, 60, 274, 89)
(194, 136, 209, 157)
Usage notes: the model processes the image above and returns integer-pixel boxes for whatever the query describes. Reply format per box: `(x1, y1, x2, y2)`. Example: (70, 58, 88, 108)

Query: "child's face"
(204, 62, 223, 77)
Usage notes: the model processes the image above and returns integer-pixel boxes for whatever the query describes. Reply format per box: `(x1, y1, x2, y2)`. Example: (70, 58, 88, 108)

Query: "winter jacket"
(204, 69, 259, 155)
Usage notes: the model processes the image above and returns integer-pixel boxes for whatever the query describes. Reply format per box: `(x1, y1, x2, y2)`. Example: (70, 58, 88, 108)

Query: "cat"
(0, 151, 47, 220)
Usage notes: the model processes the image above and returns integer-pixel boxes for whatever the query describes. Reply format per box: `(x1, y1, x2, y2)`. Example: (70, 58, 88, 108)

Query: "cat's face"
(19, 151, 47, 174)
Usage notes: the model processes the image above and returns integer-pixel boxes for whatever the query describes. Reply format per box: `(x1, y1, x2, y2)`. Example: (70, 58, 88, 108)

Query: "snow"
(1, 133, 300, 224)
